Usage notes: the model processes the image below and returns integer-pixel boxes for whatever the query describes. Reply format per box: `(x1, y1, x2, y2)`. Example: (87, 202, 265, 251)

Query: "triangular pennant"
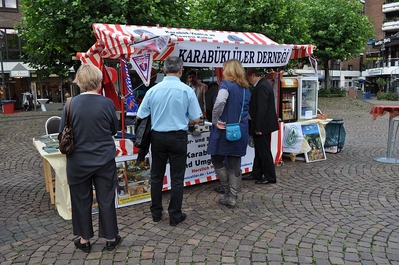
(130, 53, 153, 87)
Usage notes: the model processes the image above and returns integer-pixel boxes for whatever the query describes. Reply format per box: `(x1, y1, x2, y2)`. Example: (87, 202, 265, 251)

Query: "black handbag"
(134, 116, 151, 148)
(58, 97, 74, 154)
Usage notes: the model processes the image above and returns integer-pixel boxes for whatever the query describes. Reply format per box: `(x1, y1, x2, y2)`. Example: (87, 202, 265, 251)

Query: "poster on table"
(114, 139, 151, 208)
(115, 155, 151, 208)
(282, 122, 304, 154)
(301, 124, 326, 163)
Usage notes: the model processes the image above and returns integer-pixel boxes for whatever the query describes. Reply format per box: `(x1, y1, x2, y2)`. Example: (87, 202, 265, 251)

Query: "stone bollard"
(355, 89, 363, 99)
(347, 87, 355, 98)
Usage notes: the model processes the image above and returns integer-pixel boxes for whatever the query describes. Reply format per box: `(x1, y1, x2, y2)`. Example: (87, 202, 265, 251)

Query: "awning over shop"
(77, 23, 316, 68)
(372, 35, 399, 49)
(10, 63, 30, 78)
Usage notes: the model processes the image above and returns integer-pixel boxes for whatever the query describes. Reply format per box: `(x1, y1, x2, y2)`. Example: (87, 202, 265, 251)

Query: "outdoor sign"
(283, 122, 303, 154)
(78, 24, 315, 68)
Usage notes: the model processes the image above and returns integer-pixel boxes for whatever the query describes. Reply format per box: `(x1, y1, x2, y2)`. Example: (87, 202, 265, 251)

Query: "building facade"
(361, 0, 399, 94)
(1, 0, 74, 110)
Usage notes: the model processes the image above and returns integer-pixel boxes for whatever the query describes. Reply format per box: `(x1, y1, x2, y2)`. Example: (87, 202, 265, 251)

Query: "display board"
(301, 124, 326, 162)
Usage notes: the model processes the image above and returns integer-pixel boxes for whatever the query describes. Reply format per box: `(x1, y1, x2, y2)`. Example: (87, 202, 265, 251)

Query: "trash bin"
(363, 91, 371, 100)
(324, 119, 346, 153)
(1, 100, 16, 114)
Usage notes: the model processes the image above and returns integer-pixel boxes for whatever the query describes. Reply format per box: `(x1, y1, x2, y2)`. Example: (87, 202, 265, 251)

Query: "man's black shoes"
(105, 235, 121, 251)
(74, 238, 91, 253)
(242, 174, 258, 180)
(170, 213, 186, 226)
(214, 186, 225, 194)
(255, 179, 276, 185)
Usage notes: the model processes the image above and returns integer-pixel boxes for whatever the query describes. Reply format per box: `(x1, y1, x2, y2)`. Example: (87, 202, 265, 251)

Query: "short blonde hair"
(74, 64, 103, 92)
(223, 59, 249, 88)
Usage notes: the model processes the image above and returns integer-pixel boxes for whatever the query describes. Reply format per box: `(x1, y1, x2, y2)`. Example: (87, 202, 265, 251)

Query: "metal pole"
(339, 60, 342, 88)
(0, 44, 6, 100)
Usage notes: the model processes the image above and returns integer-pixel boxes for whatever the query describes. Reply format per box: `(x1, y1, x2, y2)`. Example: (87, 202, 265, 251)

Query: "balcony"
(383, 2, 399, 13)
(382, 20, 399, 32)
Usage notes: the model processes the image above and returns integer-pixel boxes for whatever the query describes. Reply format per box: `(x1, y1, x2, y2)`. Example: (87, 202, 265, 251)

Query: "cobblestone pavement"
(1, 97, 399, 265)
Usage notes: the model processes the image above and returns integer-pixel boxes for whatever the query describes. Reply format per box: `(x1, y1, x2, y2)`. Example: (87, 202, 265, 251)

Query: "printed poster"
(116, 156, 151, 208)
(283, 122, 303, 153)
(301, 124, 326, 163)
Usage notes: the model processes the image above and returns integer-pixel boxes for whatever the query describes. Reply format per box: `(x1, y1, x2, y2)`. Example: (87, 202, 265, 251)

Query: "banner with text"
(172, 42, 292, 67)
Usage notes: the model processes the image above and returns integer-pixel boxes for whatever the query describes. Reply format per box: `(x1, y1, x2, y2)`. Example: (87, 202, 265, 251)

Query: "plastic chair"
(43, 116, 61, 209)
(45, 116, 61, 135)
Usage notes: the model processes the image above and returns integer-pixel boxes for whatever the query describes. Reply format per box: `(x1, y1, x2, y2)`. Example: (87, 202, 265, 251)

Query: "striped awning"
(77, 23, 316, 67)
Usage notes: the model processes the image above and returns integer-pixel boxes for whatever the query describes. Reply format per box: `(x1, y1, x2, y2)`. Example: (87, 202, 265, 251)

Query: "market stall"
(73, 24, 316, 209)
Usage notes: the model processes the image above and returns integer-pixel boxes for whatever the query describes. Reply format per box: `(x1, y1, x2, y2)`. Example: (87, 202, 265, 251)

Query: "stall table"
(37, 98, 49, 111)
(33, 131, 259, 220)
(370, 105, 399, 164)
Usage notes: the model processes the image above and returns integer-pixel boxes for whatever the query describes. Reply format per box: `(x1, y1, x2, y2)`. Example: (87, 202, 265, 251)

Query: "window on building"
(0, 28, 23, 60)
(348, 65, 353, 71)
(0, 0, 18, 9)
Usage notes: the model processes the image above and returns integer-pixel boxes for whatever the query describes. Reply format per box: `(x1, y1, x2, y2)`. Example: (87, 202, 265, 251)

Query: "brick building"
(1, 0, 73, 110)
(360, 0, 399, 94)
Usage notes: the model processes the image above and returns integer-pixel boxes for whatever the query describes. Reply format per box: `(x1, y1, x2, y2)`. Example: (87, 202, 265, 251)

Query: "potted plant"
(376, 77, 387, 92)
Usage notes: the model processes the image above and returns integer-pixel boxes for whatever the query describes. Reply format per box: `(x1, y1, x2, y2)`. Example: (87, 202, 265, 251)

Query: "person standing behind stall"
(207, 59, 251, 208)
(137, 56, 202, 226)
(60, 64, 121, 253)
(243, 68, 279, 184)
(205, 82, 219, 122)
(187, 70, 208, 114)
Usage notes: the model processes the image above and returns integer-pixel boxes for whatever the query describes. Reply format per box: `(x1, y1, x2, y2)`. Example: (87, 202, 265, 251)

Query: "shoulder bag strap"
(238, 88, 245, 123)
(65, 97, 73, 126)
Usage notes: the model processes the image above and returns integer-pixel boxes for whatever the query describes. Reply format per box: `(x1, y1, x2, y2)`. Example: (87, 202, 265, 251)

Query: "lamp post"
(338, 59, 342, 88)
(0, 30, 6, 100)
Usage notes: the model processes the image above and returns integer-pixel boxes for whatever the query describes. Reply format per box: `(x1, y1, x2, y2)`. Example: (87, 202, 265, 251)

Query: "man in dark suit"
(243, 68, 279, 184)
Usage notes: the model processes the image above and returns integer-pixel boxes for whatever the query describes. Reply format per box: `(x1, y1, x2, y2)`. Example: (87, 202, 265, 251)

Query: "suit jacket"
(190, 81, 208, 111)
(249, 78, 279, 136)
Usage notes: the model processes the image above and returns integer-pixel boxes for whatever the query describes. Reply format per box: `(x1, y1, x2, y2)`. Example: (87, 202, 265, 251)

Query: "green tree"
(18, 0, 189, 77)
(304, 0, 375, 89)
(187, 0, 311, 45)
(186, 0, 312, 71)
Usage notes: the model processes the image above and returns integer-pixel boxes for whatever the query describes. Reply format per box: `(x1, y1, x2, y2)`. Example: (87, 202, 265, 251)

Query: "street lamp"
(0, 30, 6, 100)
(337, 59, 343, 88)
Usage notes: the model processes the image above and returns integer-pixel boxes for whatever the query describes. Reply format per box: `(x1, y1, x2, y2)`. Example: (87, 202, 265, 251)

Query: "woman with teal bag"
(206, 59, 251, 208)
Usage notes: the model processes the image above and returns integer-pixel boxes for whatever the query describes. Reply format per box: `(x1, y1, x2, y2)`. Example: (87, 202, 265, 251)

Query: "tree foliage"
(18, 0, 188, 77)
(304, 0, 375, 89)
(18, 0, 376, 85)
(185, 0, 313, 72)
(186, 0, 311, 45)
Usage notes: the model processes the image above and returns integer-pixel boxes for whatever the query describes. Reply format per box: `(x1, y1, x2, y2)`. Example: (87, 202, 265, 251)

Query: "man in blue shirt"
(137, 56, 202, 226)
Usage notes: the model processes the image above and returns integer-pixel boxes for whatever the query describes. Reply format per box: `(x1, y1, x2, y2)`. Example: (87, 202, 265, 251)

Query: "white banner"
(172, 42, 292, 67)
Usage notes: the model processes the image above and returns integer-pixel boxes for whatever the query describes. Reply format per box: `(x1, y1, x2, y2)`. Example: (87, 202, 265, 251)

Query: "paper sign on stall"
(283, 123, 303, 154)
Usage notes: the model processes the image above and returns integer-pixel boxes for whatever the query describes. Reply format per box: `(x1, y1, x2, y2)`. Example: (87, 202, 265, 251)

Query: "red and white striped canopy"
(78, 23, 315, 67)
